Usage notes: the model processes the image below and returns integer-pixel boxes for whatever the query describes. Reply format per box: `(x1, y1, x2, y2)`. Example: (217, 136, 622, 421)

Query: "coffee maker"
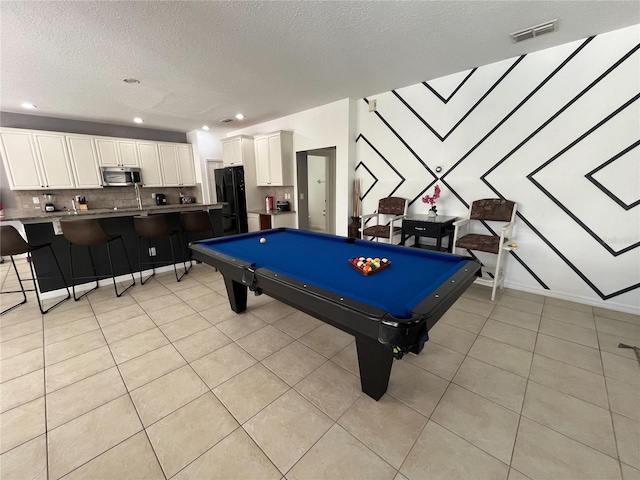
(155, 194, 167, 205)
(43, 194, 55, 212)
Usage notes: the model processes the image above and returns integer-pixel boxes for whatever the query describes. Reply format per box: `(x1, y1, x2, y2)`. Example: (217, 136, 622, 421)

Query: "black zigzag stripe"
(423, 68, 476, 103)
(355, 133, 405, 197)
(409, 181, 438, 207)
(354, 160, 378, 201)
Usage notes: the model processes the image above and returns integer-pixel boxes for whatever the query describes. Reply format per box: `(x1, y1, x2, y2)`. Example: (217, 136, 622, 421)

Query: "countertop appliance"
(276, 201, 291, 212)
(43, 194, 55, 212)
(101, 167, 142, 187)
(155, 194, 167, 205)
(214, 166, 248, 235)
(180, 195, 194, 204)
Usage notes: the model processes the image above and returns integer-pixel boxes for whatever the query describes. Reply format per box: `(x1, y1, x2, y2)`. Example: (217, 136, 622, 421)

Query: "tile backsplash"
(13, 184, 202, 214)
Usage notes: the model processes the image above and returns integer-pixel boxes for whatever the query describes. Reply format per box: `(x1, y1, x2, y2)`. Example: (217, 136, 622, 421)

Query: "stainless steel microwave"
(101, 167, 142, 186)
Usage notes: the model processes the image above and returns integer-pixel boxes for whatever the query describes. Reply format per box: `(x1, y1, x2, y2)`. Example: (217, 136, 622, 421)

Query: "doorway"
(205, 159, 223, 203)
(296, 147, 336, 234)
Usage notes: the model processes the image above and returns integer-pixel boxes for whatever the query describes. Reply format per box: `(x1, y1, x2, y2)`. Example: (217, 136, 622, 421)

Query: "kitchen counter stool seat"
(0, 225, 71, 315)
(180, 211, 214, 271)
(60, 218, 135, 300)
(134, 214, 188, 284)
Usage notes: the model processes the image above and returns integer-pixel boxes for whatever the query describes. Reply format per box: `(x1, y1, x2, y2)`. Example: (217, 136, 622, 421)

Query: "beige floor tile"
(534, 334, 602, 374)
(522, 381, 617, 457)
(191, 343, 257, 388)
(203, 278, 226, 293)
(542, 304, 595, 330)
(593, 307, 640, 325)
(432, 383, 519, 463)
(137, 293, 183, 314)
(118, 344, 186, 390)
(1, 306, 42, 327)
(480, 319, 537, 352)
(339, 394, 425, 469)
(47, 395, 142, 480)
(596, 316, 640, 341)
(186, 292, 229, 312)
(490, 305, 541, 332)
(44, 304, 94, 329)
(272, 311, 324, 339)
(289, 424, 396, 480)
(613, 413, 639, 469)
(95, 304, 145, 328)
(244, 389, 332, 474)
(0, 348, 43, 384)
(163, 276, 201, 292)
(602, 351, 640, 387)
(545, 296, 593, 314)
(529, 354, 608, 408)
(236, 325, 294, 361)
(512, 417, 621, 480)
(197, 302, 238, 325)
(299, 323, 353, 358)
(387, 361, 449, 417)
(109, 328, 169, 364)
(62, 431, 164, 480)
(251, 300, 298, 324)
(0, 434, 47, 480)
(45, 346, 114, 393)
(175, 285, 213, 302)
(214, 363, 289, 424)
(247, 293, 275, 310)
(147, 302, 196, 326)
(45, 330, 106, 366)
(130, 365, 208, 426)
(0, 369, 44, 414)
(90, 293, 137, 315)
(262, 341, 327, 386)
(538, 317, 598, 348)
(508, 469, 532, 480)
(606, 377, 640, 422)
(428, 322, 478, 354)
(46, 367, 127, 430)
(129, 284, 170, 303)
(452, 296, 495, 317)
(44, 317, 99, 346)
(158, 313, 211, 342)
(401, 421, 509, 480)
(622, 464, 640, 480)
(462, 283, 503, 304)
(101, 314, 156, 344)
(404, 341, 465, 381)
(468, 336, 533, 378)
(0, 317, 42, 343)
(440, 307, 487, 334)
(146, 392, 238, 478)
(216, 312, 267, 341)
(1, 332, 43, 360)
(173, 428, 280, 480)
(498, 295, 543, 316)
(453, 357, 527, 412)
(330, 342, 360, 377)
(597, 330, 640, 361)
(0, 397, 45, 454)
(85, 284, 131, 304)
(295, 361, 361, 420)
(173, 326, 231, 363)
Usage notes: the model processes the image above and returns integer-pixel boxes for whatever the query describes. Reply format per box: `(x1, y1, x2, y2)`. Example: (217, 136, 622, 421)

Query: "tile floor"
(0, 258, 639, 480)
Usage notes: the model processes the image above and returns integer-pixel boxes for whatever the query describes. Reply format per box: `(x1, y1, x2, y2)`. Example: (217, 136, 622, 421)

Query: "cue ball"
(260, 237, 266, 244)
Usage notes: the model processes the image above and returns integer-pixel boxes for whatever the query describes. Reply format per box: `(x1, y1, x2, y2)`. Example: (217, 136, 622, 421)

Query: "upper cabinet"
(137, 142, 163, 187)
(158, 143, 196, 187)
(96, 138, 139, 167)
(66, 135, 103, 189)
(221, 135, 254, 167)
(0, 130, 45, 189)
(254, 131, 293, 186)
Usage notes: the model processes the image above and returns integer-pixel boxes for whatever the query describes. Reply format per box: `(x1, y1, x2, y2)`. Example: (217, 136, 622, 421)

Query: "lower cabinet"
(253, 212, 297, 230)
(248, 213, 260, 232)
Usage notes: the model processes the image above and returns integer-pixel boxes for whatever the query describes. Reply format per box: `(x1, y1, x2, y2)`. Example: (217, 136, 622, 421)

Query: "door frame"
(296, 147, 336, 234)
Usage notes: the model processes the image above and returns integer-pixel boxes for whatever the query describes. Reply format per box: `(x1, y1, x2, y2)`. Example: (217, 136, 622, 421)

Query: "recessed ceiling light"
(235, 113, 245, 120)
(202, 125, 210, 131)
(133, 117, 144, 124)
(21, 102, 37, 109)
(122, 78, 141, 84)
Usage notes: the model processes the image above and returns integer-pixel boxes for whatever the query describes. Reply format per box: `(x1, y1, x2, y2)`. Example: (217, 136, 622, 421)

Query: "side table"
(400, 215, 457, 253)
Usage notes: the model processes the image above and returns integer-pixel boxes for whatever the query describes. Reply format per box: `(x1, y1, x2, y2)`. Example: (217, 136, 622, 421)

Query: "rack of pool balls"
(348, 256, 391, 276)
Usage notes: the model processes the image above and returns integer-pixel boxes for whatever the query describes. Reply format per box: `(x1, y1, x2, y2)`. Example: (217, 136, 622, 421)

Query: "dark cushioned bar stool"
(134, 214, 188, 284)
(0, 225, 70, 315)
(60, 218, 135, 300)
(180, 210, 214, 271)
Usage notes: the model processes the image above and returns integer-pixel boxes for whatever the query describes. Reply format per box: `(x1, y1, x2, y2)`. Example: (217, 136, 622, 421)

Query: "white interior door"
(308, 155, 327, 232)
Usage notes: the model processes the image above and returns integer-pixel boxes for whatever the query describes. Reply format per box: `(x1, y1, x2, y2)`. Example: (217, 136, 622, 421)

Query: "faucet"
(71, 198, 78, 214)
(134, 183, 142, 210)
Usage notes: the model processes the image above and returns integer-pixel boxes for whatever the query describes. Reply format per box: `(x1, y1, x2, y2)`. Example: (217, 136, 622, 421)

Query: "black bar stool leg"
(70, 244, 99, 301)
(0, 255, 28, 315)
(138, 236, 155, 285)
(182, 231, 192, 274)
(35, 245, 71, 314)
(116, 236, 136, 296)
(169, 233, 187, 282)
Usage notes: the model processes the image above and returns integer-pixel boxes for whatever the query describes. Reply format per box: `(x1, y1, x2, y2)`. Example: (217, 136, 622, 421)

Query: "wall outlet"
(32, 197, 40, 204)
(148, 247, 157, 257)
(369, 99, 377, 112)
(151, 193, 156, 199)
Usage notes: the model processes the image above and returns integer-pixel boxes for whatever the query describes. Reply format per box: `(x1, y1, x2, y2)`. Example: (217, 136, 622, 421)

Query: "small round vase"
(427, 210, 437, 218)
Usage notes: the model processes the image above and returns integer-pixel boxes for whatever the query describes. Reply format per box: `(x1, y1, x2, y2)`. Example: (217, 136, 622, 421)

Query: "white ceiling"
(1, 1, 638, 134)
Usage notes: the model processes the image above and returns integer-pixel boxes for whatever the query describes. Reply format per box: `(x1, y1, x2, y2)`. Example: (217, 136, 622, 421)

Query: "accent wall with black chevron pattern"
(355, 25, 639, 313)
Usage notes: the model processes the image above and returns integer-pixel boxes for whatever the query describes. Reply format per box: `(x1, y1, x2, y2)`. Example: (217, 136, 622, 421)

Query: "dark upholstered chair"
(0, 225, 70, 315)
(452, 199, 517, 300)
(180, 211, 214, 271)
(360, 197, 407, 244)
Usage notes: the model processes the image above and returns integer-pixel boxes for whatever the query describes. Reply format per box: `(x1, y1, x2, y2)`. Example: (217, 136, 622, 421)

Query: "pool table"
(190, 228, 480, 400)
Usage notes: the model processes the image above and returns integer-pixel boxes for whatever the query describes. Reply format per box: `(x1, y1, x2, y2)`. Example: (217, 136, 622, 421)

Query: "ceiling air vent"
(219, 118, 234, 123)
(511, 19, 558, 43)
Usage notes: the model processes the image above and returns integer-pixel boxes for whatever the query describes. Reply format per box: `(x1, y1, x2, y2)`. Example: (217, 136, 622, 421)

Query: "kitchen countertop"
(2, 203, 226, 223)
(247, 209, 296, 216)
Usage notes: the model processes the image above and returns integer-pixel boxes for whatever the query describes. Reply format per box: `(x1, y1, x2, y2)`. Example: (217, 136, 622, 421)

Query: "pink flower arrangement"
(422, 185, 441, 214)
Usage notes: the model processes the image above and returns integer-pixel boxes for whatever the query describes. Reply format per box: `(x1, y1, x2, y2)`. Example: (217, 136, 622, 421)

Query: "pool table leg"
(224, 277, 247, 313)
(355, 337, 394, 401)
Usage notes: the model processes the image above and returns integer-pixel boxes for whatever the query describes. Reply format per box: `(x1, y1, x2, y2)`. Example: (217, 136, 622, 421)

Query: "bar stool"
(180, 211, 214, 271)
(60, 219, 135, 300)
(134, 214, 188, 284)
(0, 225, 70, 315)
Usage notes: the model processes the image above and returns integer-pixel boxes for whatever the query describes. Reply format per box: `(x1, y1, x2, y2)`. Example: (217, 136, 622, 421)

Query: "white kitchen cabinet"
(221, 135, 254, 167)
(96, 138, 139, 167)
(137, 142, 163, 187)
(272, 213, 297, 228)
(66, 135, 103, 188)
(158, 143, 195, 187)
(254, 131, 293, 186)
(177, 145, 196, 186)
(118, 141, 139, 166)
(247, 213, 260, 232)
(31, 133, 75, 189)
(0, 130, 44, 189)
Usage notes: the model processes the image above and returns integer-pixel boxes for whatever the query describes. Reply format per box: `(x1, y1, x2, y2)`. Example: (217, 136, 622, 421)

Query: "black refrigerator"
(214, 166, 248, 235)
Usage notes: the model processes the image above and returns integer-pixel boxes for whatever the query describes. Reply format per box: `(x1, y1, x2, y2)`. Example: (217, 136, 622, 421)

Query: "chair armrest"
(453, 219, 470, 227)
(500, 222, 514, 232)
(360, 213, 377, 221)
(390, 214, 406, 222)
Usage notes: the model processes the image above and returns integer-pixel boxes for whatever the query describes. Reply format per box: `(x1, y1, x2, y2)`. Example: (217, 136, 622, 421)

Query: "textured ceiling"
(1, 1, 638, 133)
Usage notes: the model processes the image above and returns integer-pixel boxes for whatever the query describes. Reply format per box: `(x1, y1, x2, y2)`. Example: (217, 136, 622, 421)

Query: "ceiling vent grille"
(219, 118, 234, 123)
(511, 19, 558, 43)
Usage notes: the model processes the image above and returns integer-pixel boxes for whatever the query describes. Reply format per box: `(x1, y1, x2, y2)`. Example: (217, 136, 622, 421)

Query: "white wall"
(187, 129, 225, 204)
